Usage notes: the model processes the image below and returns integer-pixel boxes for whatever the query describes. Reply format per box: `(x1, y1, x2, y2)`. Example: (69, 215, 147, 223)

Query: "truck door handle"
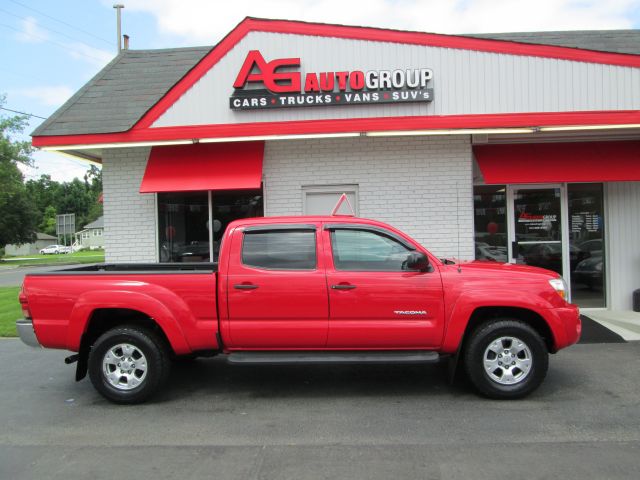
(234, 284, 259, 290)
(331, 284, 357, 290)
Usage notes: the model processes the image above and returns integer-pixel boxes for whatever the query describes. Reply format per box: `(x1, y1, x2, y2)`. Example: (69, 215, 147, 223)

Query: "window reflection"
(158, 192, 209, 263)
(158, 190, 263, 263)
(473, 185, 508, 262)
(211, 191, 263, 260)
(569, 184, 606, 308)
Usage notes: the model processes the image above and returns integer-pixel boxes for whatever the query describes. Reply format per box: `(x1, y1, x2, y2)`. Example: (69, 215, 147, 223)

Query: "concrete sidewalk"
(582, 310, 640, 341)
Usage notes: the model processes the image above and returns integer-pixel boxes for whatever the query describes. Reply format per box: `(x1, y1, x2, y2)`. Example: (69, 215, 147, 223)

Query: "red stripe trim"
(133, 17, 640, 131)
(32, 110, 640, 148)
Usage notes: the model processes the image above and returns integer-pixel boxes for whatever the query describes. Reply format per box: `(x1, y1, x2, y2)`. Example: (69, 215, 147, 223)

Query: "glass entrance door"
(508, 185, 567, 278)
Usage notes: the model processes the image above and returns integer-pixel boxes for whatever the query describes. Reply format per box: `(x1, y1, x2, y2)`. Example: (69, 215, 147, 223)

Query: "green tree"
(39, 205, 57, 236)
(0, 95, 38, 247)
(83, 164, 103, 225)
(25, 174, 62, 223)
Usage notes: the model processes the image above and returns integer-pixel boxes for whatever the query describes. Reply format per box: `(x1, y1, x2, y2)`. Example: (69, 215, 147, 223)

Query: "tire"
(88, 326, 171, 404)
(463, 319, 548, 399)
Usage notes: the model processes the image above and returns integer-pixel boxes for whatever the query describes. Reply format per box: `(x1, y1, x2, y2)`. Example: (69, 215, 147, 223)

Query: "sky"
(1, 0, 640, 182)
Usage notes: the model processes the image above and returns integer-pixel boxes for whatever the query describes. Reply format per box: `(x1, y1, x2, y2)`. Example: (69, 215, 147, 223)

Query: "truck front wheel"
(88, 326, 171, 404)
(463, 319, 548, 399)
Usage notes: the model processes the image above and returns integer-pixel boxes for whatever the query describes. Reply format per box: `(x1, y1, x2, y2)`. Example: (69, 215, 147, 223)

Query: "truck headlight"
(548, 277, 568, 300)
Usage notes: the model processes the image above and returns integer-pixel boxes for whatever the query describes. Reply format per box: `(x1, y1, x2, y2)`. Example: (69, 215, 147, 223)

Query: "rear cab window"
(242, 226, 317, 270)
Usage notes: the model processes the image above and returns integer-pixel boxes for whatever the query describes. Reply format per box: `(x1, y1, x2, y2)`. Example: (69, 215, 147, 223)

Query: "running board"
(226, 351, 440, 365)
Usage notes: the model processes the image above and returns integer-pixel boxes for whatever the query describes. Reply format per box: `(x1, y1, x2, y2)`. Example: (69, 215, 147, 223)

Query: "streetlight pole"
(113, 4, 125, 53)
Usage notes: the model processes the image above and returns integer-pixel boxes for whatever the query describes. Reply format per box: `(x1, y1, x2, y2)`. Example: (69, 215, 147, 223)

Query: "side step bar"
(227, 351, 440, 365)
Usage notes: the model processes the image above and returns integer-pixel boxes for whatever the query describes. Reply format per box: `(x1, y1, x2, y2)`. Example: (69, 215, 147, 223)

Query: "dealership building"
(32, 18, 640, 310)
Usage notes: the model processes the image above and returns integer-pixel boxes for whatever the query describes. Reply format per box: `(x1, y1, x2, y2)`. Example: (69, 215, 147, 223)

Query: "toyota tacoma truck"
(17, 215, 581, 403)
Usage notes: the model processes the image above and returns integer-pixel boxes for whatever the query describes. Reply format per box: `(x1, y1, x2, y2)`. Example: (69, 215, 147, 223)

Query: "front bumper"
(551, 305, 581, 350)
(16, 319, 41, 348)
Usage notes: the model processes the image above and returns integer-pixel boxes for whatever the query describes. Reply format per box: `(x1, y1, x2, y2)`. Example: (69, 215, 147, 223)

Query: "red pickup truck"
(17, 216, 581, 403)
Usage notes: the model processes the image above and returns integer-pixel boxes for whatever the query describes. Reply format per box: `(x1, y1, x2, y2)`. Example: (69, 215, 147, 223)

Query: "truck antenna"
(456, 181, 462, 273)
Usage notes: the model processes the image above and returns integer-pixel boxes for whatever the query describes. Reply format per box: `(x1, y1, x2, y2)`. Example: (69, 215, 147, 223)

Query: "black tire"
(463, 319, 548, 399)
(88, 325, 171, 404)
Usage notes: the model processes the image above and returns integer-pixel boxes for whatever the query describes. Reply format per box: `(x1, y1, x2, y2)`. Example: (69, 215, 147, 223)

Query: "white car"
(39, 245, 68, 255)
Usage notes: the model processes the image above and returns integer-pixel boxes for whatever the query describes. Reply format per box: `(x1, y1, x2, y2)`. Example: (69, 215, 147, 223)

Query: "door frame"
(506, 183, 572, 302)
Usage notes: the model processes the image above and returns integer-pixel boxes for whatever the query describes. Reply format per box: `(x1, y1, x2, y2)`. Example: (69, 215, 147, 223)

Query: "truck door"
(323, 224, 445, 348)
(225, 223, 329, 348)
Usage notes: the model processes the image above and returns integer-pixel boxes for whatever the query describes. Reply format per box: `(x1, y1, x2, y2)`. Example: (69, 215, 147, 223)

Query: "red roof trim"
(33, 17, 640, 147)
(133, 17, 640, 131)
(32, 110, 640, 148)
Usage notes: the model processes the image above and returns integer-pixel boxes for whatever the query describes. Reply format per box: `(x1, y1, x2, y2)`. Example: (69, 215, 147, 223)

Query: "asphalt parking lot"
(1, 339, 639, 479)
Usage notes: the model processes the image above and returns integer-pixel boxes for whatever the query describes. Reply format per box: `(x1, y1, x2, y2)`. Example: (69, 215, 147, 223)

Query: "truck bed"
(25, 263, 218, 275)
(22, 263, 219, 354)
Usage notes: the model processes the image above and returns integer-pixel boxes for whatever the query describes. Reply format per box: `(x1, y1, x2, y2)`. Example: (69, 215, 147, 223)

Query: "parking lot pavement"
(0, 264, 84, 287)
(1, 339, 639, 479)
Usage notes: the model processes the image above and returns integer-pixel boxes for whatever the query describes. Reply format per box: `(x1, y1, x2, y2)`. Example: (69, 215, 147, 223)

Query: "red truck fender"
(67, 289, 193, 355)
(441, 290, 559, 354)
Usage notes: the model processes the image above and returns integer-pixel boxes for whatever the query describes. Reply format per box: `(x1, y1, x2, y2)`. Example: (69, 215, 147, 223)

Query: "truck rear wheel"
(88, 326, 170, 404)
(463, 319, 548, 399)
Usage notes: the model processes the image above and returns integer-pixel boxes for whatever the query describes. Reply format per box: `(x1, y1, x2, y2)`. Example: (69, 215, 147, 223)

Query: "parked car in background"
(475, 242, 508, 262)
(573, 254, 603, 289)
(39, 245, 69, 255)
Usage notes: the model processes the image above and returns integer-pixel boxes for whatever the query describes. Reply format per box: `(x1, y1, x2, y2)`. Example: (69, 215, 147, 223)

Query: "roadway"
(1, 339, 638, 479)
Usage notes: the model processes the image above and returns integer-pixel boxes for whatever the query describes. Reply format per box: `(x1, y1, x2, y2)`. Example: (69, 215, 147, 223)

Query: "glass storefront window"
(158, 192, 210, 263)
(211, 191, 263, 261)
(158, 190, 263, 263)
(473, 185, 508, 262)
(512, 186, 564, 276)
(568, 184, 606, 308)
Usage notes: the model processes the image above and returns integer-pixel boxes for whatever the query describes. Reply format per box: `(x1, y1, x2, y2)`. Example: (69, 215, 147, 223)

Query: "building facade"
(74, 216, 104, 250)
(32, 18, 640, 310)
(4, 232, 58, 256)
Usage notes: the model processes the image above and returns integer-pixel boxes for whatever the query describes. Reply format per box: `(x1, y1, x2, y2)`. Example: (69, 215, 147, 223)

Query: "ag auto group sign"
(230, 50, 434, 110)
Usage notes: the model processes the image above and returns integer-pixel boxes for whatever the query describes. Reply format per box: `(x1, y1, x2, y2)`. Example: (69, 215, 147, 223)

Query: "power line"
(0, 106, 47, 120)
(0, 67, 50, 84)
(0, 22, 110, 63)
(0, 6, 109, 51)
(8, 0, 113, 46)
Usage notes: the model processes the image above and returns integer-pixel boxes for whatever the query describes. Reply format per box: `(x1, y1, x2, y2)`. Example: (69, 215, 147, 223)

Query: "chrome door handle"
(331, 284, 357, 290)
(234, 284, 259, 290)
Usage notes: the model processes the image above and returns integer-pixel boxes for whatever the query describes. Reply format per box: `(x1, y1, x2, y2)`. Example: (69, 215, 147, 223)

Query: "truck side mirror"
(406, 252, 431, 272)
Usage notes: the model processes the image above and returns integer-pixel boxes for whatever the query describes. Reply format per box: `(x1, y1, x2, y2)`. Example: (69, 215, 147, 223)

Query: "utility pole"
(113, 4, 125, 53)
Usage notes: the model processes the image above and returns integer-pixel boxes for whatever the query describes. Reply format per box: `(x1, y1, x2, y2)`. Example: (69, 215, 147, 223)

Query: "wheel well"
(463, 307, 556, 353)
(80, 308, 174, 355)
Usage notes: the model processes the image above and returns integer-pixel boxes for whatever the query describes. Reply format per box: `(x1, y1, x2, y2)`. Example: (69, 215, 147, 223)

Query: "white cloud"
(15, 16, 49, 43)
(123, 0, 637, 44)
(19, 150, 95, 183)
(14, 14, 113, 69)
(16, 86, 74, 107)
(66, 43, 114, 68)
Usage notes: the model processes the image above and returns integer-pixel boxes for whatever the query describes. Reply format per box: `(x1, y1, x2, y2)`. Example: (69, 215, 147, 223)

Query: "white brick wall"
(264, 136, 475, 259)
(102, 147, 157, 263)
(100, 136, 473, 263)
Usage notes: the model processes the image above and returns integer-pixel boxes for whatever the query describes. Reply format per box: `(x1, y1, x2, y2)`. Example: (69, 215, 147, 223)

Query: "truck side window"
(330, 229, 412, 271)
(242, 230, 316, 270)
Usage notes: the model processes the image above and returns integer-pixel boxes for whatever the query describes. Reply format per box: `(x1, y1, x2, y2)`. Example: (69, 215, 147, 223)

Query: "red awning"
(474, 141, 640, 184)
(140, 141, 264, 193)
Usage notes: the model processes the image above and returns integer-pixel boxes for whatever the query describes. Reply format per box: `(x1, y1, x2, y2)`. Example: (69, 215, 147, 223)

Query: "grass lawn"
(0, 249, 105, 267)
(0, 286, 21, 337)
